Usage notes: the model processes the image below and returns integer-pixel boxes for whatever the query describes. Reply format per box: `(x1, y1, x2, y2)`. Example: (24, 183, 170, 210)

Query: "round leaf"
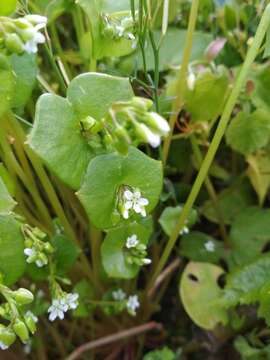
(179, 262, 228, 330)
(78, 147, 163, 229)
(159, 206, 197, 236)
(101, 219, 152, 279)
(0, 214, 25, 285)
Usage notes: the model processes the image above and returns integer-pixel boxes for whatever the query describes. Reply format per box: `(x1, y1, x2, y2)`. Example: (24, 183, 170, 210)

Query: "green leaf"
(101, 219, 153, 279)
(234, 336, 270, 360)
(0, 214, 25, 286)
(78, 147, 163, 229)
(0, 176, 16, 215)
(247, 151, 270, 205)
(226, 110, 270, 156)
(143, 347, 176, 360)
(46, 0, 74, 23)
(0, 0, 17, 15)
(180, 231, 224, 264)
(184, 67, 229, 122)
(52, 234, 80, 275)
(10, 53, 37, 110)
(201, 179, 253, 225)
(179, 262, 228, 330)
(251, 66, 270, 111)
(101, 0, 138, 13)
(73, 280, 95, 318)
(29, 93, 94, 189)
(67, 72, 133, 120)
(228, 207, 270, 267)
(0, 54, 15, 117)
(159, 206, 197, 236)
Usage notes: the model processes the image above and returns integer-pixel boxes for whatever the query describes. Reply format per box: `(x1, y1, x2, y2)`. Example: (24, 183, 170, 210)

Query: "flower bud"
(25, 15, 47, 26)
(24, 311, 38, 334)
(14, 18, 32, 29)
(13, 288, 34, 305)
(13, 320, 29, 343)
(5, 33, 24, 54)
(143, 112, 170, 136)
(134, 123, 161, 148)
(131, 97, 152, 112)
(44, 242, 54, 254)
(0, 325, 16, 347)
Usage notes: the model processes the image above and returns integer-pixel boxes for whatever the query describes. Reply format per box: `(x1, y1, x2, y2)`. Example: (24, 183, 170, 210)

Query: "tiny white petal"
(204, 240, 215, 252)
(124, 190, 133, 200)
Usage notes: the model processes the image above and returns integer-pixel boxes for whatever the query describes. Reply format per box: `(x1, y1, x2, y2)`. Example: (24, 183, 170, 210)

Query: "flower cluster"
(48, 293, 79, 322)
(0, 285, 37, 350)
(120, 187, 149, 219)
(102, 14, 136, 48)
(22, 224, 53, 268)
(112, 289, 140, 316)
(125, 234, 151, 266)
(0, 14, 47, 55)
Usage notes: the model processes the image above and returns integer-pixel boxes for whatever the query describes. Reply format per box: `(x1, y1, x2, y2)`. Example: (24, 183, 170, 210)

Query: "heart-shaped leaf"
(0, 214, 25, 285)
(179, 262, 228, 330)
(78, 147, 163, 229)
(101, 219, 153, 279)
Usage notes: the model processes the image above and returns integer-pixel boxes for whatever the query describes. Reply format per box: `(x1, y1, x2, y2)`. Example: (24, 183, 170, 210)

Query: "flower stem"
(162, 0, 200, 164)
(149, 3, 270, 289)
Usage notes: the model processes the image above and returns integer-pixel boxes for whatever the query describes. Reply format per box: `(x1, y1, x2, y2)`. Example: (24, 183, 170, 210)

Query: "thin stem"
(149, 3, 270, 289)
(148, 30, 160, 112)
(162, 0, 200, 164)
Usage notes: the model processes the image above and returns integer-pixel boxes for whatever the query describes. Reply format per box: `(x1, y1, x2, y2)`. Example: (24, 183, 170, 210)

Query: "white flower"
(204, 240, 215, 252)
(0, 341, 8, 350)
(35, 258, 47, 267)
(48, 298, 68, 321)
(24, 247, 47, 267)
(187, 72, 196, 90)
(25, 311, 38, 324)
(65, 293, 79, 310)
(126, 234, 139, 249)
(112, 289, 126, 301)
(24, 30, 45, 54)
(142, 258, 152, 265)
(24, 247, 36, 261)
(25, 15, 47, 26)
(139, 123, 161, 148)
(180, 226, 189, 235)
(147, 112, 170, 135)
(23, 341, 32, 354)
(126, 295, 140, 315)
(123, 188, 149, 219)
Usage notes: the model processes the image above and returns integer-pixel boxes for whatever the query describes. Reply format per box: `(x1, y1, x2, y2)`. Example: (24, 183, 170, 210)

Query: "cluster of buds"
(125, 234, 151, 266)
(48, 282, 78, 322)
(22, 224, 53, 268)
(0, 14, 47, 55)
(117, 186, 149, 220)
(0, 284, 37, 350)
(80, 96, 170, 155)
(102, 13, 136, 48)
(111, 289, 140, 316)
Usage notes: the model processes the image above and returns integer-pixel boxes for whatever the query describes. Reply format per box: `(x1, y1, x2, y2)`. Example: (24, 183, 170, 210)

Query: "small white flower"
(23, 341, 32, 354)
(126, 295, 140, 315)
(24, 31, 45, 54)
(35, 258, 47, 267)
(180, 226, 189, 235)
(65, 293, 79, 310)
(115, 25, 125, 37)
(204, 240, 215, 252)
(24, 247, 36, 261)
(48, 299, 68, 321)
(139, 123, 161, 148)
(187, 72, 196, 90)
(142, 258, 152, 265)
(0, 341, 8, 350)
(126, 234, 139, 249)
(25, 311, 38, 324)
(122, 188, 149, 219)
(147, 112, 170, 135)
(25, 15, 47, 26)
(112, 289, 126, 301)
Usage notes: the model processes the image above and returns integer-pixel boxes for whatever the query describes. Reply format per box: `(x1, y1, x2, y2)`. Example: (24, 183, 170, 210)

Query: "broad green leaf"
(0, 177, 16, 215)
(120, 29, 212, 72)
(222, 254, 270, 308)
(0, 214, 25, 286)
(159, 206, 197, 236)
(73, 280, 95, 318)
(10, 53, 37, 110)
(0, 0, 17, 15)
(251, 65, 270, 111)
(29, 93, 94, 189)
(228, 207, 270, 267)
(0, 54, 15, 117)
(179, 262, 228, 330)
(184, 67, 229, 122)
(180, 231, 224, 264)
(226, 110, 270, 156)
(52, 234, 80, 275)
(78, 147, 163, 229)
(247, 151, 270, 205)
(67, 72, 133, 120)
(143, 347, 176, 360)
(201, 179, 253, 224)
(101, 219, 152, 279)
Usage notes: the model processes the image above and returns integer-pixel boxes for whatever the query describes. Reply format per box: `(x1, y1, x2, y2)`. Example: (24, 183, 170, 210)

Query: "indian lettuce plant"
(1, 0, 270, 358)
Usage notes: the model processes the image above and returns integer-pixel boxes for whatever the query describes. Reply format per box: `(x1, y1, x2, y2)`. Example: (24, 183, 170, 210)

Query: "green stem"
(149, 30, 160, 112)
(149, 3, 270, 289)
(162, 0, 200, 164)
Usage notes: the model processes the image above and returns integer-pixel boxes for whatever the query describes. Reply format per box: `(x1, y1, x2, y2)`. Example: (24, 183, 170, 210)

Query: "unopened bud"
(24, 311, 38, 334)
(13, 288, 34, 305)
(13, 320, 29, 343)
(131, 97, 152, 112)
(143, 112, 170, 136)
(5, 33, 24, 54)
(0, 325, 16, 347)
